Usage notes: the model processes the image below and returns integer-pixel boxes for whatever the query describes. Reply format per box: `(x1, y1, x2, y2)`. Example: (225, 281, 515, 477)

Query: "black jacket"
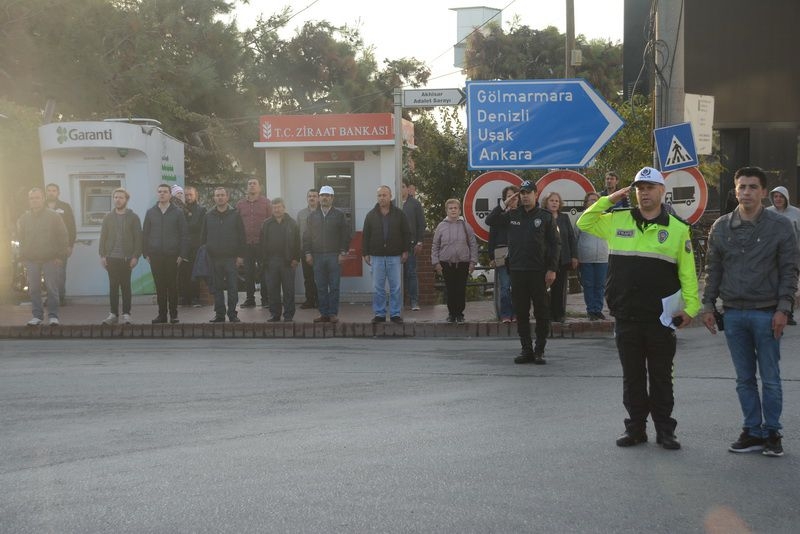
(99, 209, 142, 260)
(487, 205, 509, 260)
(260, 215, 301, 263)
(202, 206, 246, 259)
(486, 205, 560, 272)
(303, 207, 352, 255)
(402, 196, 426, 245)
(362, 203, 412, 257)
(142, 203, 189, 258)
(48, 199, 77, 245)
(184, 201, 207, 254)
(554, 212, 578, 265)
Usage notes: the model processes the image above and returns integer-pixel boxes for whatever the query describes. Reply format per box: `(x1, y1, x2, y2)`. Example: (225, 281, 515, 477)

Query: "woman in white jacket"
(575, 192, 609, 320)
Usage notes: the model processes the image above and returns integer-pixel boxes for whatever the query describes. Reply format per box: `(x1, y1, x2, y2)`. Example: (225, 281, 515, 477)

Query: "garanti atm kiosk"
(38, 119, 184, 296)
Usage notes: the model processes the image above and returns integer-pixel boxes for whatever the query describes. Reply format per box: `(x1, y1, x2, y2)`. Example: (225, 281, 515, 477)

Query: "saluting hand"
(608, 186, 631, 205)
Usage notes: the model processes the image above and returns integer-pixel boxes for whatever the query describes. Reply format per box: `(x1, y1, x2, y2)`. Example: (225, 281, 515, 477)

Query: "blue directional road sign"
(654, 122, 698, 172)
(466, 79, 624, 170)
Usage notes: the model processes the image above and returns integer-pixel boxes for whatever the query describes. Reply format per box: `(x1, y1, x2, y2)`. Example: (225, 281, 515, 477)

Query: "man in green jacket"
(17, 187, 69, 326)
(577, 167, 700, 450)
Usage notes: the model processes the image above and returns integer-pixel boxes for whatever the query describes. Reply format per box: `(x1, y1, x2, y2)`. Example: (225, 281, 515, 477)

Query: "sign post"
(466, 79, 624, 169)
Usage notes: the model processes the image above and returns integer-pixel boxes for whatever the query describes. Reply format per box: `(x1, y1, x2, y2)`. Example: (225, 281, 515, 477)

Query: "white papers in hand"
(660, 289, 684, 330)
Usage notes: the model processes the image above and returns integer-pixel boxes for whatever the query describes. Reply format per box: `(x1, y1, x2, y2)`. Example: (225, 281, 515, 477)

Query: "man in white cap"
(577, 166, 700, 450)
(766, 185, 800, 325)
(302, 185, 352, 323)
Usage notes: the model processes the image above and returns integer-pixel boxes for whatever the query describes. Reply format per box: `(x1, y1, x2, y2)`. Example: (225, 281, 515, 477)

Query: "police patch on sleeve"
(685, 240, 692, 253)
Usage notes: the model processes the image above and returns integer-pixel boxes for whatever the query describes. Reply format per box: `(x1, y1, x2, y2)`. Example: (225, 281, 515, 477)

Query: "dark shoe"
(390, 316, 403, 324)
(656, 432, 681, 450)
(313, 315, 329, 323)
(284, 317, 294, 322)
(240, 299, 256, 308)
(372, 316, 386, 323)
(328, 315, 339, 324)
(728, 428, 766, 453)
(170, 317, 179, 324)
(454, 314, 465, 323)
(588, 312, 599, 320)
(762, 431, 784, 457)
(532, 348, 546, 365)
(152, 316, 168, 324)
(445, 315, 455, 323)
(514, 346, 536, 364)
(596, 311, 606, 320)
(268, 316, 281, 322)
(552, 316, 565, 323)
(210, 315, 226, 323)
(228, 315, 241, 323)
(261, 301, 269, 308)
(300, 301, 315, 309)
(616, 430, 648, 447)
(788, 316, 797, 326)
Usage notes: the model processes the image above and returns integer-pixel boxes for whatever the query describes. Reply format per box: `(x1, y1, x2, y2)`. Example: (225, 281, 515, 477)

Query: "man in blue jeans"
(702, 166, 799, 457)
(303, 185, 352, 323)
(364, 185, 411, 323)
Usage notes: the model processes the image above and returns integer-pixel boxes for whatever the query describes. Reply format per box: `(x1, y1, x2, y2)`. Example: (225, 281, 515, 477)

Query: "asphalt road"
(1, 327, 798, 533)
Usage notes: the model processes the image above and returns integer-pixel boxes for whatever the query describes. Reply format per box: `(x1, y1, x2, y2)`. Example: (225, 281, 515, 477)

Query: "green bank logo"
(56, 126, 113, 144)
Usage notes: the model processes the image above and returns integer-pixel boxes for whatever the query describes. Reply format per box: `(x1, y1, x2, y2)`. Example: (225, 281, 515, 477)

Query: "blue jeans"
(313, 253, 341, 317)
(496, 265, 513, 319)
(579, 262, 608, 314)
(211, 257, 239, 319)
(723, 308, 783, 436)
(403, 250, 419, 306)
(371, 255, 402, 318)
(25, 260, 59, 319)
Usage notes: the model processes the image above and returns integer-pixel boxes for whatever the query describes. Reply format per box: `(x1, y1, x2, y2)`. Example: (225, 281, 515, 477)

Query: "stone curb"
(0, 320, 618, 340)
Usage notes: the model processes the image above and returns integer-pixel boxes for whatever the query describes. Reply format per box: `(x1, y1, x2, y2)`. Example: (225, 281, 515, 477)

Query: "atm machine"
(38, 119, 184, 296)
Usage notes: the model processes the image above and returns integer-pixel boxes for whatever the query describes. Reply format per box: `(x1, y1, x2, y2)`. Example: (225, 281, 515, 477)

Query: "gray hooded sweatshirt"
(766, 186, 800, 255)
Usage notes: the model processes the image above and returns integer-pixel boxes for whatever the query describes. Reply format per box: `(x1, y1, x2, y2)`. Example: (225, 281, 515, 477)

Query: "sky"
(231, 0, 625, 89)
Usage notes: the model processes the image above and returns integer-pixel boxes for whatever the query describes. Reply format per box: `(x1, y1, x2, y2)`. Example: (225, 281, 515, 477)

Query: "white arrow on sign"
(403, 88, 465, 108)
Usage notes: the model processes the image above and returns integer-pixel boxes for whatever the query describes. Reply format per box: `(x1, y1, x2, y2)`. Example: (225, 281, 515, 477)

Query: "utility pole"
(565, 0, 575, 78)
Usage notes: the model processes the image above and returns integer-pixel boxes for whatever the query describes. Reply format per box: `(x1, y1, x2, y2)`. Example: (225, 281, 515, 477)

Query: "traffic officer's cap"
(519, 180, 537, 193)
(633, 167, 665, 186)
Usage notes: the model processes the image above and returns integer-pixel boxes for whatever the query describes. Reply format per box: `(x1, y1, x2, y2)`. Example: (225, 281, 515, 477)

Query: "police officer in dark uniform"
(487, 180, 560, 364)
(577, 167, 700, 450)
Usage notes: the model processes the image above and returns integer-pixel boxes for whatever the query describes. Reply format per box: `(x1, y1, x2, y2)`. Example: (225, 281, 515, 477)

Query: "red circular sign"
(463, 171, 523, 241)
(663, 167, 708, 224)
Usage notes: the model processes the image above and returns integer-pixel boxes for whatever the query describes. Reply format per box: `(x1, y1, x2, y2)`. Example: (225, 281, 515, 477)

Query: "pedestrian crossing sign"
(654, 122, 698, 172)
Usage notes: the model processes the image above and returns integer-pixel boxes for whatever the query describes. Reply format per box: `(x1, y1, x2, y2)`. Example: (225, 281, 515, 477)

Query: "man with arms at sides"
(401, 180, 425, 311)
(702, 167, 798, 457)
(364, 185, 411, 323)
(297, 188, 319, 309)
(99, 188, 142, 325)
(45, 183, 76, 305)
(236, 178, 272, 309)
(142, 183, 189, 324)
(260, 198, 301, 322)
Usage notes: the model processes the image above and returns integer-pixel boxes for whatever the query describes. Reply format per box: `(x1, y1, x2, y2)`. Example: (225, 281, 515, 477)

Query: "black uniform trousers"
(615, 319, 678, 435)
(510, 270, 550, 350)
(149, 254, 179, 320)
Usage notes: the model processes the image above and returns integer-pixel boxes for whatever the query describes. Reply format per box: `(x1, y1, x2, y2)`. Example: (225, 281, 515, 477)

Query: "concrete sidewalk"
(0, 291, 617, 339)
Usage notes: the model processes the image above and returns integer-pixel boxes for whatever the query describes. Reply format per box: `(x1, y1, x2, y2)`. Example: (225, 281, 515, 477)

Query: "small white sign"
(403, 88, 465, 108)
(684, 93, 715, 155)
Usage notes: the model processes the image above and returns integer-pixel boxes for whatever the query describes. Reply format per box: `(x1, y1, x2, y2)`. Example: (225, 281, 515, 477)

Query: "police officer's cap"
(519, 180, 537, 193)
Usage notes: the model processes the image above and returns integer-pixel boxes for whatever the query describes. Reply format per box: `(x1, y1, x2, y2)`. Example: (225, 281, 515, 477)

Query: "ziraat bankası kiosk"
(38, 119, 184, 296)
(254, 113, 414, 298)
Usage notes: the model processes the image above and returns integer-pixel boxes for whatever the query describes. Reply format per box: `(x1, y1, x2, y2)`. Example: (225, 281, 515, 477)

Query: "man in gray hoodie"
(766, 185, 800, 325)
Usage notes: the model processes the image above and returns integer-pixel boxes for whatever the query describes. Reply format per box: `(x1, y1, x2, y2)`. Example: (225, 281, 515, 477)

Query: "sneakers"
(268, 316, 281, 322)
(102, 313, 118, 325)
(445, 315, 455, 323)
(328, 315, 339, 324)
(26, 317, 43, 326)
(152, 316, 167, 324)
(313, 315, 329, 323)
(411, 302, 420, 311)
(728, 429, 766, 453)
(240, 299, 256, 308)
(210, 315, 226, 323)
(48, 317, 60, 326)
(121, 314, 132, 324)
(763, 431, 784, 457)
(616, 430, 648, 447)
(454, 314, 465, 323)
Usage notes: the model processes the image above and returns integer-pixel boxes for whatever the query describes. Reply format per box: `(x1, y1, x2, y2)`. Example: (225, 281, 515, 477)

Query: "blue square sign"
(654, 122, 697, 172)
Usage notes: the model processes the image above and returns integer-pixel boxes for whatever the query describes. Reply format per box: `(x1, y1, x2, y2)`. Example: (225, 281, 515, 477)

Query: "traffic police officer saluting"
(577, 167, 700, 450)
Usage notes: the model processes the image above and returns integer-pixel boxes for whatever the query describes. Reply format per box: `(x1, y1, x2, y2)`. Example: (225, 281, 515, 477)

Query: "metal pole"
(393, 88, 403, 209)
(565, 0, 575, 78)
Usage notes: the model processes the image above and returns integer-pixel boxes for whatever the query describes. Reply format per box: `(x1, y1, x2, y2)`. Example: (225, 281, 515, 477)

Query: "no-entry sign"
(463, 171, 523, 242)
